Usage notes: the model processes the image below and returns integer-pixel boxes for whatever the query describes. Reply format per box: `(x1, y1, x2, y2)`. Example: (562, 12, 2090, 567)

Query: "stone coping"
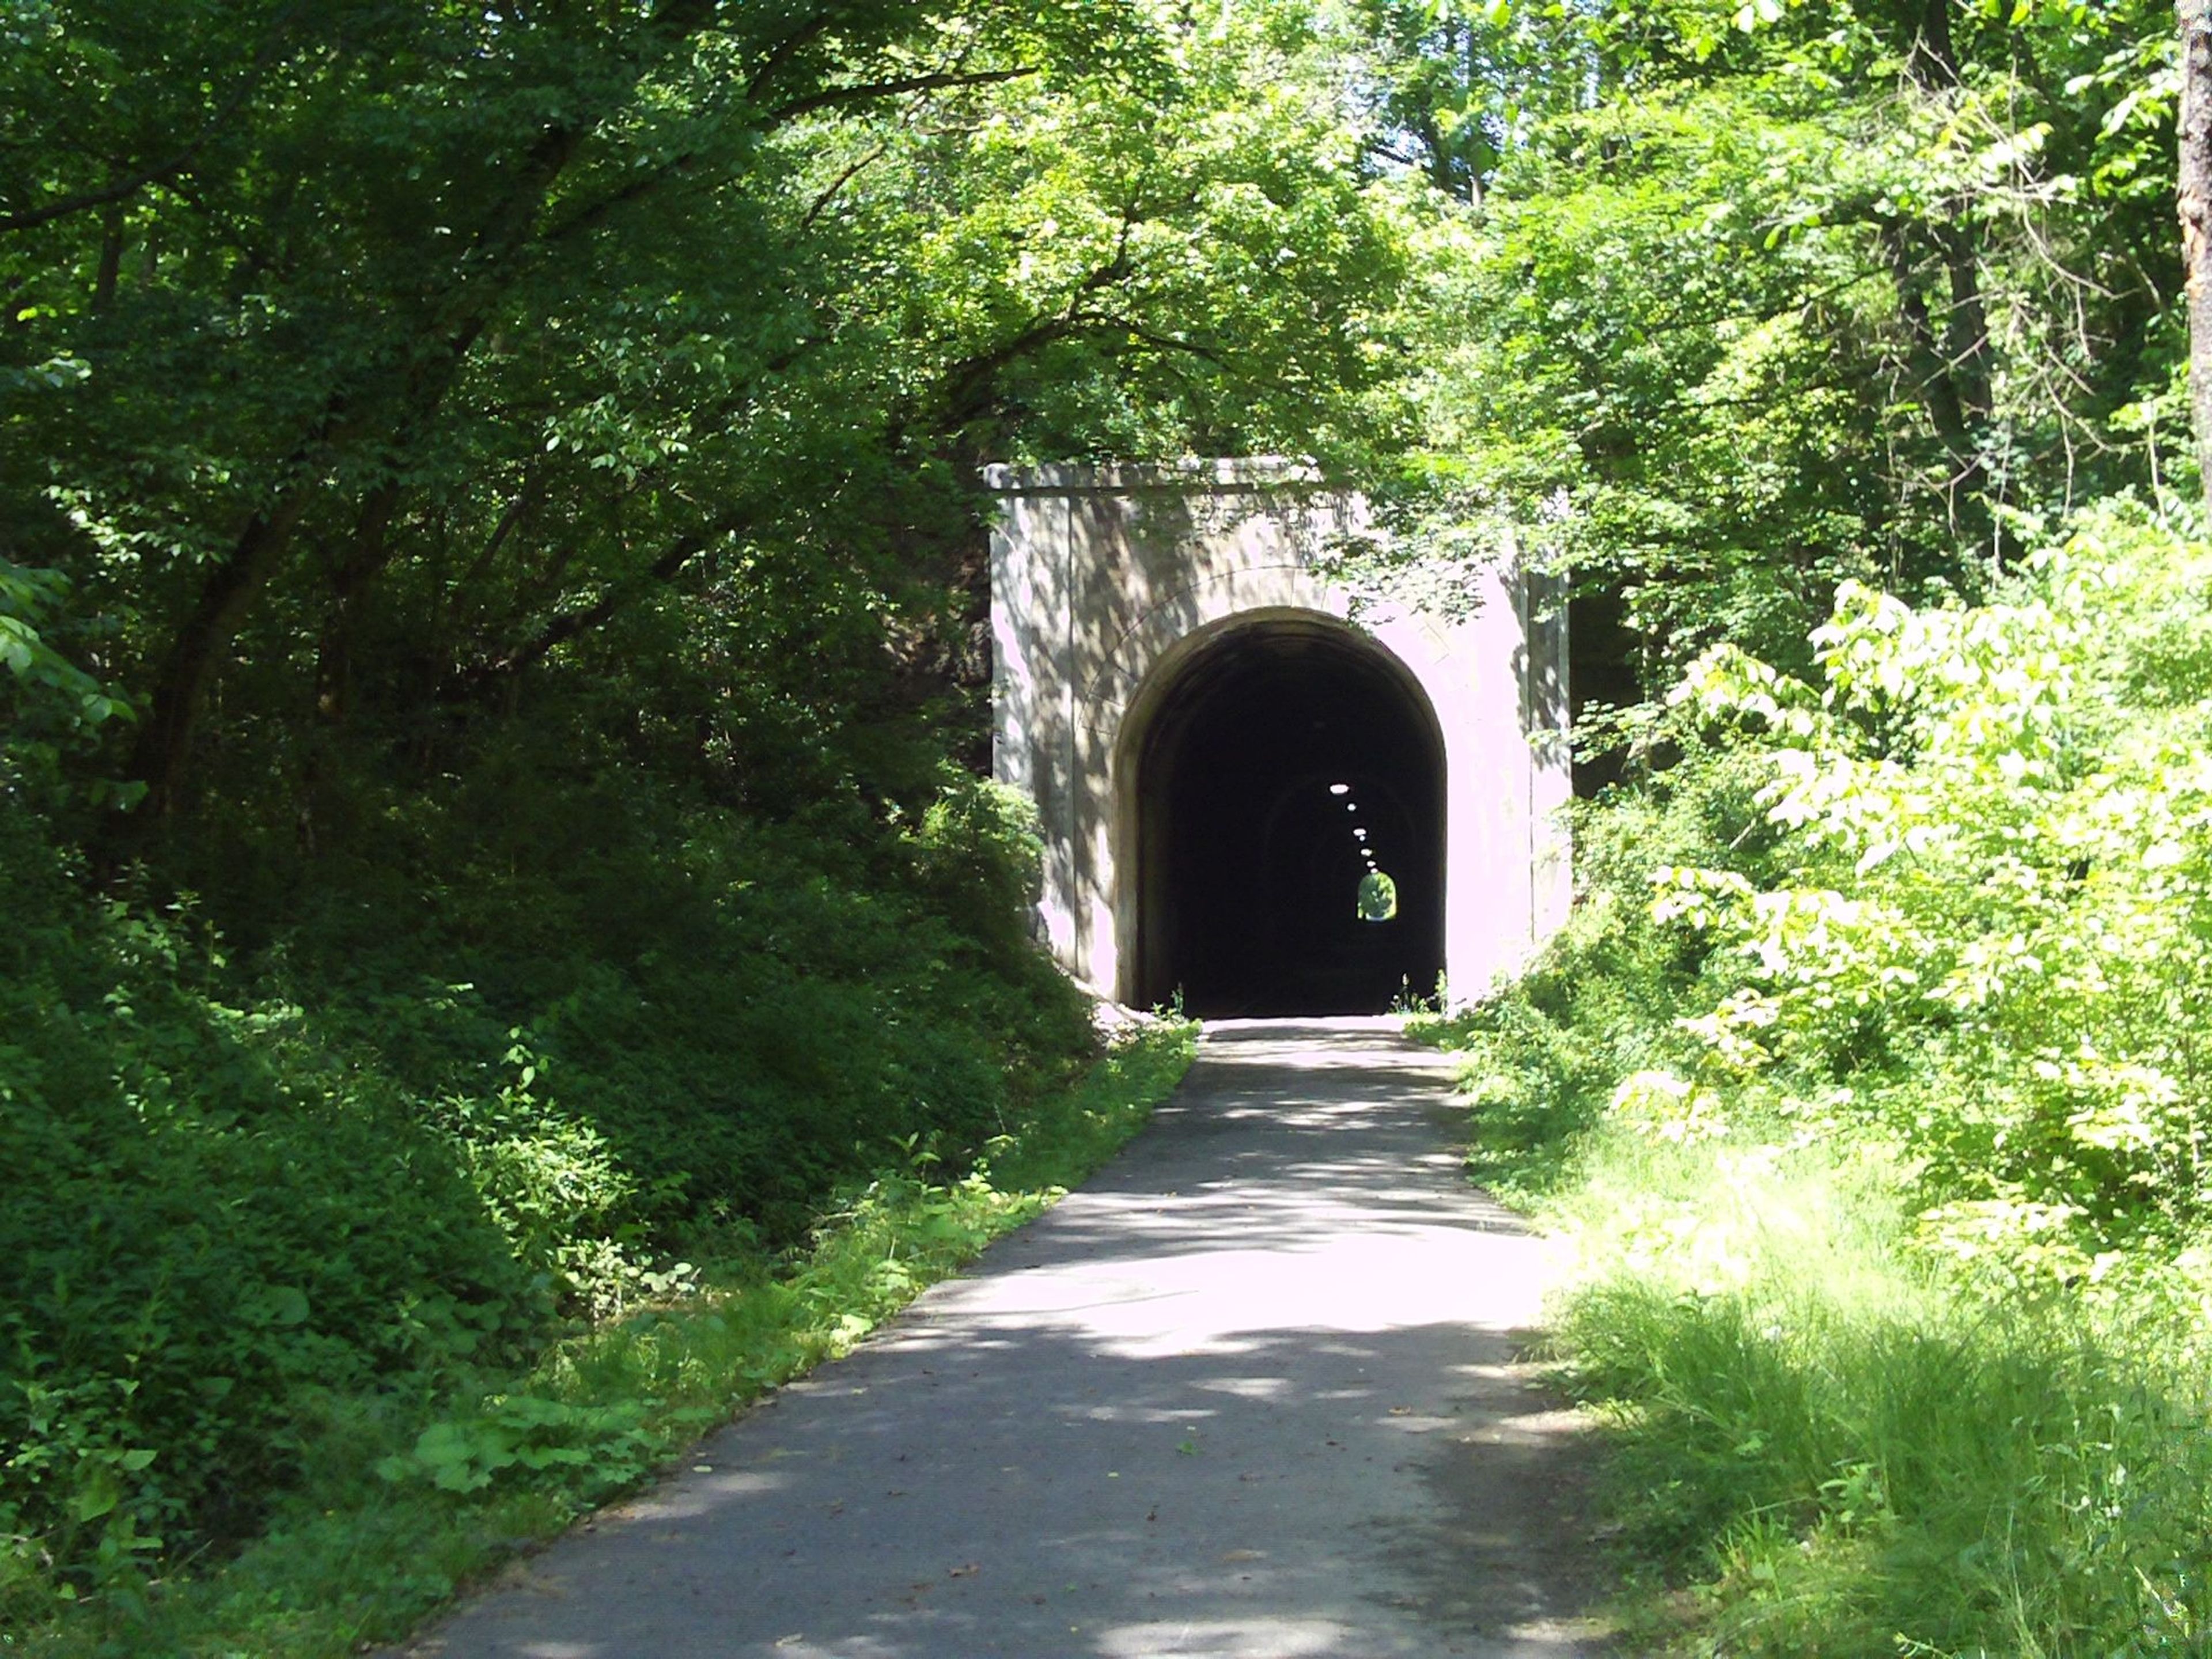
(982, 457, 1329, 494)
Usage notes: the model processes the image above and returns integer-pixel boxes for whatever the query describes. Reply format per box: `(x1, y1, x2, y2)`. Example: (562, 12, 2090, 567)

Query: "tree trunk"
(127, 488, 315, 821)
(2179, 0, 2212, 512)
(1908, 0, 1960, 90)
(313, 483, 402, 726)
(112, 3, 729, 834)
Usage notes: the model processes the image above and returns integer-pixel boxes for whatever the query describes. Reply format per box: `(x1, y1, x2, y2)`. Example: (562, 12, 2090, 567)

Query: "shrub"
(1421, 502, 2212, 1653)
(0, 747, 1093, 1617)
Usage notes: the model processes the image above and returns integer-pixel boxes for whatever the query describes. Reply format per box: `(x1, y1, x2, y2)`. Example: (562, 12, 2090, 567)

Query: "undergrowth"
(1415, 503, 2212, 1656)
(9, 1016, 1195, 1657)
(0, 680, 1162, 1650)
(1540, 1127, 2212, 1656)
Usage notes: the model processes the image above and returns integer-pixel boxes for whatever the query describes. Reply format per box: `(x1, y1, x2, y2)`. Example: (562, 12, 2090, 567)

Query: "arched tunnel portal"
(1129, 618, 1445, 1016)
(986, 460, 1571, 1010)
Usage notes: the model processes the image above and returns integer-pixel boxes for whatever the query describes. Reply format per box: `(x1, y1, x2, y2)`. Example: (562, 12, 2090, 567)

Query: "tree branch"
(474, 516, 735, 683)
(543, 56, 1022, 245)
(449, 472, 542, 603)
(767, 66, 1037, 126)
(0, 6, 305, 234)
(744, 13, 836, 103)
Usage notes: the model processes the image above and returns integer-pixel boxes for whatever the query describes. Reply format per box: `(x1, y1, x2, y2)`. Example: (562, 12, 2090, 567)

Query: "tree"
(1359, 0, 2180, 696)
(0, 0, 1421, 850)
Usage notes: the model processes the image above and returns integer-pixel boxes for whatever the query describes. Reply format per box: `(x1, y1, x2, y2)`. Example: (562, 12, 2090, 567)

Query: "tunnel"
(1128, 617, 1446, 1017)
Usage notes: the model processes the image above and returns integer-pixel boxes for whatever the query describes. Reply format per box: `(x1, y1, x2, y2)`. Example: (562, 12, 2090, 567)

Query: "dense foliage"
(1664, 504, 2212, 1253)
(2, 0, 1424, 828)
(1351, 0, 2181, 680)
(0, 0, 1416, 1630)
(1422, 505, 2212, 1652)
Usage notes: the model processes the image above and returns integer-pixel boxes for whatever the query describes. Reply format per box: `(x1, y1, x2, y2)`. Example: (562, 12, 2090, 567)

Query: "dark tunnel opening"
(1131, 619, 1445, 1017)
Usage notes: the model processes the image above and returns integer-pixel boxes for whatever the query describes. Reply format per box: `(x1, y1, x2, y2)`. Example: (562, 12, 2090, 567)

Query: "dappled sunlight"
(1093, 1616, 1349, 1656)
(904, 1226, 1549, 1358)
(611, 1466, 790, 1524)
(404, 1021, 1610, 1659)
(1190, 1374, 1293, 1401)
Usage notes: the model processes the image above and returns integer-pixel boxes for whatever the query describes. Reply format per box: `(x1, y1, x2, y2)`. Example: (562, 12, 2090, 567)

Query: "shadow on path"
(402, 1019, 1615, 1658)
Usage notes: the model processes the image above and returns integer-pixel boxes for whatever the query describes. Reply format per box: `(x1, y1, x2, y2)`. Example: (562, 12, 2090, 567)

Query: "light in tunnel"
(1357, 869, 1399, 922)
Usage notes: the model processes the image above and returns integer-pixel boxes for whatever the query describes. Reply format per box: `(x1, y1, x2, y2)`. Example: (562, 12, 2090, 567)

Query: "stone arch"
(987, 460, 1569, 1010)
(1111, 608, 1448, 1014)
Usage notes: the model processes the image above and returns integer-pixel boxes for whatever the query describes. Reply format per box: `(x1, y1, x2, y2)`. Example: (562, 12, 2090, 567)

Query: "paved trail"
(405, 1018, 1613, 1658)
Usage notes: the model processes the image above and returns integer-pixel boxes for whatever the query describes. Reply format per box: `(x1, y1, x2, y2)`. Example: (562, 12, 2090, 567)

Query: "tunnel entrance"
(1130, 619, 1446, 1017)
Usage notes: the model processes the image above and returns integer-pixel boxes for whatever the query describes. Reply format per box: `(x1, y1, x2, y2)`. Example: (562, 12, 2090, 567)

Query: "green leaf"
(70, 1476, 120, 1524)
(411, 1422, 479, 1467)
(266, 1286, 310, 1325)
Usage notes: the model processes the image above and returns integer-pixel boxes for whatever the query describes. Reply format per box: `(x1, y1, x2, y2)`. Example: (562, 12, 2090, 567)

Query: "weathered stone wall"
(988, 459, 1569, 1007)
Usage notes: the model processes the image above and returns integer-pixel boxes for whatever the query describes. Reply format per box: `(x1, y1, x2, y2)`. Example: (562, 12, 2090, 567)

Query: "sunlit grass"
(1525, 1117, 2212, 1657)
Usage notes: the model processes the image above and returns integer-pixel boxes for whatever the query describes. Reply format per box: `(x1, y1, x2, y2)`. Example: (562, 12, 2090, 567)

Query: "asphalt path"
(402, 1017, 1614, 1658)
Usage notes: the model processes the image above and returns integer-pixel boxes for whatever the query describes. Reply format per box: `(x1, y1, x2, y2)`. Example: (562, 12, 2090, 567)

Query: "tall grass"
(1413, 511, 2212, 1654)
(1416, 898, 2212, 1656)
(1543, 1123, 2212, 1656)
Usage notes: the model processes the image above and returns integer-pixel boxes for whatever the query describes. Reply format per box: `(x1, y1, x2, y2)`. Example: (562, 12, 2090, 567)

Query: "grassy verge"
(17, 1016, 1196, 1659)
(1412, 999, 2212, 1657)
(1404, 516, 2212, 1654)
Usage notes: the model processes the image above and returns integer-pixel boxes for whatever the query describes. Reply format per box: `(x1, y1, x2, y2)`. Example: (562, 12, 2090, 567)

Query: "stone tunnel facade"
(987, 460, 1570, 1015)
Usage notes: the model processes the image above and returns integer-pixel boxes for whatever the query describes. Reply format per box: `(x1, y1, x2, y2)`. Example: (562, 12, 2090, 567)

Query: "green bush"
(0, 813, 555, 1610)
(1421, 503, 2212, 1654)
(1651, 502, 2212, 1247)
(0, 747, 1093, 1622)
